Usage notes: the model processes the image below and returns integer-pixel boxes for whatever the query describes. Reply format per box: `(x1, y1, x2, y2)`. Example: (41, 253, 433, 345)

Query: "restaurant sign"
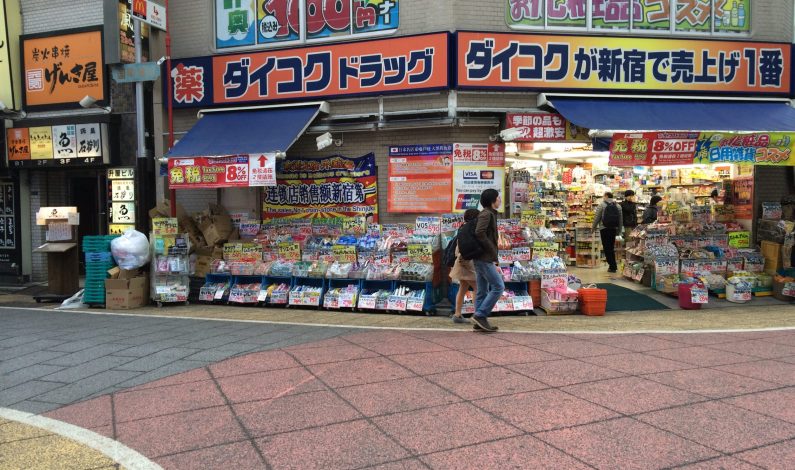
(457, 32, 790, 96)
(6, 123, 109, 168)
(166, 32, 448, 108)
(21, 27, 107, 109)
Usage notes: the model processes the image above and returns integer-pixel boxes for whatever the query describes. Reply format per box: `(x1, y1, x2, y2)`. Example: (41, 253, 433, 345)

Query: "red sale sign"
(610, 132, 699, 166)
(168, 155, 252, 189)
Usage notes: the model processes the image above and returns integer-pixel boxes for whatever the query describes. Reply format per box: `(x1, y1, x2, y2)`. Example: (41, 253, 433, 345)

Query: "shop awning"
(546, 98, 795, 132)
(166, 105, 322, 157)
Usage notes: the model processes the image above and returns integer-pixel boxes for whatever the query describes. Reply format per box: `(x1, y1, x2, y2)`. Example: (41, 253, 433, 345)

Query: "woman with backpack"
(450, 209, 480, 324)
(642, 195, 663, 224)
(592, 192, 623, 273)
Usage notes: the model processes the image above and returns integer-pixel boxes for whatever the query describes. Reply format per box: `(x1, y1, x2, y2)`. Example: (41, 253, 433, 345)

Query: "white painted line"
(0, 305, 794, 335)
(0, 407, 162, 470)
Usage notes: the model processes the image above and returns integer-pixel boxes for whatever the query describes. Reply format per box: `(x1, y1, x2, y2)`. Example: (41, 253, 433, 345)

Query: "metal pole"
(164, 0, 176, 217)
(134, 19, 145, 159)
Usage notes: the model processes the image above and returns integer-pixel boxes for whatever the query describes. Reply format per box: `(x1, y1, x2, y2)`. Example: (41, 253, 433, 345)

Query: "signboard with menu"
(6, 123, 109, 168)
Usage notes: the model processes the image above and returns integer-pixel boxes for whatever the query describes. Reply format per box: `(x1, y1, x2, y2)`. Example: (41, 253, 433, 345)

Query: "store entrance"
(70, 175, 103, 274)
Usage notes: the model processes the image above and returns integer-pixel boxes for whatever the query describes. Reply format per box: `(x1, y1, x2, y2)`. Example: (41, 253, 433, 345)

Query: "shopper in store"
(709, 189, 720, 205)
(620, 190, 638, 239)
(450, 209, 480, 324)
(592, 192, 623, 273)
(642, 195, 663, 224)
(472, 188, 503, 333)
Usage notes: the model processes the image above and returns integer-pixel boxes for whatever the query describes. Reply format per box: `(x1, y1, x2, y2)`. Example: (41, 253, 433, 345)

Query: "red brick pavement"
(43, 329, 795, 469)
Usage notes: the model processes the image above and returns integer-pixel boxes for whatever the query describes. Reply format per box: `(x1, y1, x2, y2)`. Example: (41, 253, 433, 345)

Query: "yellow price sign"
(728, 231, 750, 248)
(342, 216, 366, 235)
(152, 218, 178, 235)
(223, 243, 243, 261)
(109, 224, 135, 235)
(408, 244, 433, 263)
(278, 242, 301, 261)
(332, 244, 358, 263)
(522, 212, 546, 228)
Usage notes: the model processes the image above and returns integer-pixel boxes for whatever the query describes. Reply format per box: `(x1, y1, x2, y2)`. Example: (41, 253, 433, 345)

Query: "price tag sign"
(512, 296, 534, 311)
(239, 222, 261, 237)
(304, 292, 321, 306)
(512, 246, 532, 261)
(691, 286, 709, 304)
(498, 250, 514, 264)
(441, 213, 464, 232)
(387, 296, 407, 311)
(522, 212, 546, 228)
(408, 244, 433, 263)
(278, 242, 301, 261)
(223, 243, 243, 261)
(332, 244, 358, 263)
(728, 231, 750, 248)
(691, 206, 711, 224)
(199, 286, 215, 302)
(406, 297, 424, 311)
(270, 291, 288, 304)
(257, 289, 269, 302)
(289, 291, 303, 306)
(533, 241, 557, 259)
(782, 282, 795, 297)
(541, 268, 567, 289)
(367, 224, 381, 237)
(342, 216, 366, 235)
(415, 216, 441, 235)
(339, 292, 357, 308)
(152, 218, 178, 235)
(358, 295, 377, 310)
(654, 257, 679, 276)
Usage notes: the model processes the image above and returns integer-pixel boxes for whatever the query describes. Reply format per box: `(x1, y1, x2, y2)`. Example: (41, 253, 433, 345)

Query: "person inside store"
(472, 188, 503, 333)
(709, 189, 720, 205)
(620, 190, 638, 239)
(592, 192, 623, 273)
(450, 209, 480, 324)
(642, 195, 663, 224)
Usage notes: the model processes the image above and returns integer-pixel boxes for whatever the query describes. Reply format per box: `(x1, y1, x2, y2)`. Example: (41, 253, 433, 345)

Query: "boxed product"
(105, 274, 149, 309)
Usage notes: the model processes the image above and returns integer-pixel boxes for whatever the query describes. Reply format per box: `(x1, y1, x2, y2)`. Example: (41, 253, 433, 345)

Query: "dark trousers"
(600, 228, 618, 270)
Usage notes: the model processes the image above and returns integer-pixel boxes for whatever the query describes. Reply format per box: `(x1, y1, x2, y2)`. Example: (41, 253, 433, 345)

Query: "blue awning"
(167, 105, 321, 157)
(547, 98, 795, 132)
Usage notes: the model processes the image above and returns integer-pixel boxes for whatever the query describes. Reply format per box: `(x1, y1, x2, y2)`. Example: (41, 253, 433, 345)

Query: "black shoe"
(607, 268, 617, 273)
(471, 316, 498, 332)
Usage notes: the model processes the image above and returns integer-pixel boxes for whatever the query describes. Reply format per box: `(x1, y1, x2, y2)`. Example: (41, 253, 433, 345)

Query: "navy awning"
(547, 98, 795, 132)
(167, 105, 321, 157)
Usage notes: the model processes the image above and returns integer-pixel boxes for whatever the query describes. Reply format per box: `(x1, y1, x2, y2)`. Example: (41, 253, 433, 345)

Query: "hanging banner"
(609, 132, 700, 166)
(21, 27, 107, 109)
(452, 166, 505, 213)
(694, 132, 795, 165)
(457, 32, 790, 96)
(167, 154, 276, 189)
(504, 113, 590, 142)
(452, 143, 505, 168)
(168, 32, 448, 108)
(732, 177, 753, 219)
(262, 154, 378, 220)
(388, 144, 453, 213)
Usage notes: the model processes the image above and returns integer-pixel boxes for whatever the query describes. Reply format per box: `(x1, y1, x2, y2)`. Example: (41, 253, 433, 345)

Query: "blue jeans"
(473, 260, 505, 319)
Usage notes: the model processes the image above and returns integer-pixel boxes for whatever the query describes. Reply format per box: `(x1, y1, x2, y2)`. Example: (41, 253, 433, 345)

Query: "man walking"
(472, 189, 503, 333)
(592, 191, 623, 273)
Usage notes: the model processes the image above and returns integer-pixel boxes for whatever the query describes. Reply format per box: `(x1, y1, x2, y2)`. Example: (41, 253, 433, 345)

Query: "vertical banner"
(387, 144, 453, 213)
(732, 177, 753, 219)
(262, 154, 378, 220)
(107, 167, 136, 235)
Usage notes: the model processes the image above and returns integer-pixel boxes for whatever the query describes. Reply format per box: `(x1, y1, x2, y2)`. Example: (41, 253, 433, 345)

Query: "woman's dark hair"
(480, 189, 500, 209)
(463, 209, 480, 222)
(650, 195, 663, 206)
(624, 190, 635, 197)
(710, 189, 719, 198)
(604, 192, 614, 199)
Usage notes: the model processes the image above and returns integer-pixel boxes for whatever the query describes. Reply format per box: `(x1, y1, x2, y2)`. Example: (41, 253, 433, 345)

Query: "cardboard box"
(105, 275, 149, 309)
(194, 256, 212, 278)
(148, 200, 187, 219)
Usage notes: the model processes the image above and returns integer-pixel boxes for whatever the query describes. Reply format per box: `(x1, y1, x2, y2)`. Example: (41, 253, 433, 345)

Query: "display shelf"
(228, 275, 263, 305)
(393, 280, 436, 314)
(289, 277, 326, 307)
(200, 273, 232, 303)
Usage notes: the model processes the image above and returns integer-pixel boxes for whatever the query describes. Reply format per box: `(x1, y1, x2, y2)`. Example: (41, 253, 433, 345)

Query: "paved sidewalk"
(37, 328, 795, 469)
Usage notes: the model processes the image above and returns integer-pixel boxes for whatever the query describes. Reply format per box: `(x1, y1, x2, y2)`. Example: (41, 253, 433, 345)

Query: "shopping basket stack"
(578, 285, 608, 316)
(82, 235, 118, 306)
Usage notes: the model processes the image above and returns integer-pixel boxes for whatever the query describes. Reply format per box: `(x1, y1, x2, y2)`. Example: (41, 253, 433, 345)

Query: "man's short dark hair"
(464, 209, 480, 222)
(604, 192, 614, 199)
(480, 189, 499, 209)
(624, 190, 635, 197)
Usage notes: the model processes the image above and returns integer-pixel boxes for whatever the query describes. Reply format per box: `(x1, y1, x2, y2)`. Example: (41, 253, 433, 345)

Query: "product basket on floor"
(540, 287, 578, 315)
(577, 285, 607, 316)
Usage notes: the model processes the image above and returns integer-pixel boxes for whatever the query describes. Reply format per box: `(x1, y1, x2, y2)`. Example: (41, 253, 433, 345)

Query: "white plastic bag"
(111, 229, 151, 270)
(57, 289, 88, 310)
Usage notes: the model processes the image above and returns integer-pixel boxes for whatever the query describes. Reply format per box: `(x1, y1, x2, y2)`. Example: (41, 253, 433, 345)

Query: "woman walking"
(450, 209, 480, 324)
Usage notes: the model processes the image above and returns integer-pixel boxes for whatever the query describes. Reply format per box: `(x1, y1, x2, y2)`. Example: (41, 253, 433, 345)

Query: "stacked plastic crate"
(82, 235, 118, 306)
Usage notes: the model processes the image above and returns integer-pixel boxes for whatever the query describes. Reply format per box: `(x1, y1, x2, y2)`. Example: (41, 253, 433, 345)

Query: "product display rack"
(575, 227, 602, 268)
(151, 230, 190, 307)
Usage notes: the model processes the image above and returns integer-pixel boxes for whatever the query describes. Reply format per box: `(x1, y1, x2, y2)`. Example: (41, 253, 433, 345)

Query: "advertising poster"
(262, 154, 378, 220)
(609, 132, 699, 166)
(388, 145, 453, 213)
(505, 113, 590, 142)
(168, 156, 252, 189)
(457, 32, 789, 95)
(215, 0, 256, 48)
(694, 132, 795, 166)
(452, 166, 505, 213)
(732, 177, 753, 219)
(453, 143, 505, 168)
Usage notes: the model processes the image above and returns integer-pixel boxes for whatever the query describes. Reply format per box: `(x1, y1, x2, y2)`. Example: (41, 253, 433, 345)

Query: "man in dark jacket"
(620, 190, 638, 238)
(472, 188, 503, 333)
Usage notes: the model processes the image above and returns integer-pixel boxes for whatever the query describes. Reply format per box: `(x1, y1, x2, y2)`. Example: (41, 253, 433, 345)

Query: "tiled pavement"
(8, 318, 791, 469)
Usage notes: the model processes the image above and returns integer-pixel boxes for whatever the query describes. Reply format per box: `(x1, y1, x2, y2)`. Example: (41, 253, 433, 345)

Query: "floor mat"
(596, 283, 671, 312)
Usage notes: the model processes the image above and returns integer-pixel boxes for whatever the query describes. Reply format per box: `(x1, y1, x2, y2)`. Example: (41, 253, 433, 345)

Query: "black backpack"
(603, 202, 620, 228)
(443, 235, 458, 268)
(457, 218, 484, 261)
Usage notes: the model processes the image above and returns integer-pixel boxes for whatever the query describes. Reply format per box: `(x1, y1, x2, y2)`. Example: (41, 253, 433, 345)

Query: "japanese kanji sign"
(107, 167, 136, 235)
(610, 132, 699, 166)
(0, 0, 22, 111)
(215, 0, 399, 49)
(695, 132, 795, 165)
(6, 123, 108, 168)
(168, 155, 252, 189)
(167, 32, 448, 108)
(507, 0, 750, 35)
(505, 113, 591, 142)
(262, 154, 378, 220)
(388, 144, 453, 213)
(457, 32, 790, 96)
(21, 27, 106, 109)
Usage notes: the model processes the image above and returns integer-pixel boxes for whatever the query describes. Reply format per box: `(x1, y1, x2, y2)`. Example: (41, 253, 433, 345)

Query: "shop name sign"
(129, 0, 166, 31)
(456, 32, 790, 96)
(6, 123, 108, 168)
(168, 153, 276, 189)
(167, 32, 448, 108)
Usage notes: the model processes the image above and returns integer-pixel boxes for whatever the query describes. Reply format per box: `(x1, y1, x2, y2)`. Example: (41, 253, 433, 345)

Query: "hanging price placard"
(332, 244, 358, 263)
(152, 217, 178, 235)
(782, 282, 795, 297)
(512, 246, 532, 261)
(342, 216, 366, 235)
(691, 286, 709, 304)
(654, 257, 679, 276)
(498, 250, 514, 264)
(541, 268, 567, 288)
(728, 231, 750, 248)
(441, 213, 464, 232)
(278, 242, 301, 261)
(408, 244, 433, 263)
(415, 216, 441, 235)
(522, 212, 546, 228)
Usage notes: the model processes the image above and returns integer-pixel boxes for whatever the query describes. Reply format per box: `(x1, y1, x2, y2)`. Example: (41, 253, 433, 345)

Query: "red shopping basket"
(578, 285, 607, 316)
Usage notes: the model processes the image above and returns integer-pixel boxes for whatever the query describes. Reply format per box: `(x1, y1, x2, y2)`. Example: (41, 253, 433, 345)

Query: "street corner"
(0, 407, 160, 470)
